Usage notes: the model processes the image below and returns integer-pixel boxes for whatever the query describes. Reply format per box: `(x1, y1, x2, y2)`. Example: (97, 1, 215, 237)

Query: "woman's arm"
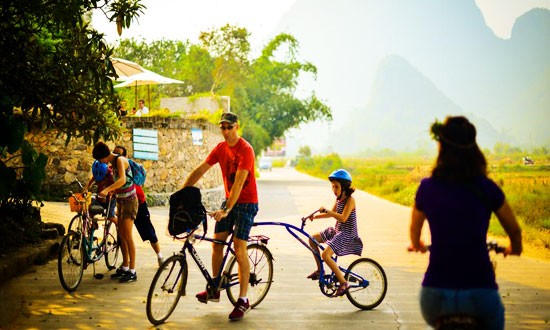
(100, 157, 127, 197)
(409, 203, 427, 252)
(495, 200, 522, 256)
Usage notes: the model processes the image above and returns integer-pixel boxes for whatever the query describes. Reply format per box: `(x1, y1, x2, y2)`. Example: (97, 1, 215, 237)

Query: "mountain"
(273, 0, 550, 153)
(338, 55, 502, 152)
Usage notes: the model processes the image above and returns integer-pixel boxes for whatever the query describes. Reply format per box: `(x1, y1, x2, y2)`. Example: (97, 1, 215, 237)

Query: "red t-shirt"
(206, 138, 258, 204)
(135, 185, 146, 204)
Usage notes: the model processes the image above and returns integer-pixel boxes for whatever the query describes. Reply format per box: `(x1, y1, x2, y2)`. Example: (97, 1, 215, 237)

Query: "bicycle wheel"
(68, 214, 82, 233)
(226, 244, 273, 308)
(58, 231, 85, 292)
(344, 258, 387, 310)
(146, 255, 188, 325)
(104, 220, 121, 270)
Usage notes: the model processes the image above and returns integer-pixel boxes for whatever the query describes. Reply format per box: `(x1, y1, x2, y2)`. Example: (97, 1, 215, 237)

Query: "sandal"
(307, 270, 321, 280)
(334, 282, 349, 297)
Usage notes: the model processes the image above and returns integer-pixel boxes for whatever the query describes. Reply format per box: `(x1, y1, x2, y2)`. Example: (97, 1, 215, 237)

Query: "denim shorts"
(420, 286, 504, 330)
(215, 202, 258, 241)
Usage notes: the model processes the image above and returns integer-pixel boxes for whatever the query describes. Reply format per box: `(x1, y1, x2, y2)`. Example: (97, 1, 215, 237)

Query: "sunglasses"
(220, 125, 234, 130)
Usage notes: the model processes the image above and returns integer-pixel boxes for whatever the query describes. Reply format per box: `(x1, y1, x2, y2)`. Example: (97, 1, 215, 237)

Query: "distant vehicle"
(523, 156, 534, 165)
(259, 158, 272, 171)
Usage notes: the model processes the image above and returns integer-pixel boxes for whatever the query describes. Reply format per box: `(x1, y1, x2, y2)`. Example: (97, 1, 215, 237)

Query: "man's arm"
(183, 161, 212, 187)
(211, 169, 248, 221)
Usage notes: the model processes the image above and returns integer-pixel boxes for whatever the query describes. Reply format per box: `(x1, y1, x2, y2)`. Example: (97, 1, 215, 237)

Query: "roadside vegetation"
(296, 145, 550, 252)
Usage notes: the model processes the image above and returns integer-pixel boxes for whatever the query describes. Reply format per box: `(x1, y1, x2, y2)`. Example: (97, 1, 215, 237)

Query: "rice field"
(297, 155, 550, 250)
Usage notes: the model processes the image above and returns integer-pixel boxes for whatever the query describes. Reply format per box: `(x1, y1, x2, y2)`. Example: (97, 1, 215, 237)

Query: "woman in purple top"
(409, 116, 522, 330)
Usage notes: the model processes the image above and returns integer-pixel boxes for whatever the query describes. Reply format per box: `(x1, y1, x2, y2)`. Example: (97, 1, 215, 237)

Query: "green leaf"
(21, 140, 37, 166)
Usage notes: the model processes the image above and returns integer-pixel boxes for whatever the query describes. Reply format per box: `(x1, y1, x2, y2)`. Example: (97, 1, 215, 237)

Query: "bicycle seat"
(89, 204, 105, 216)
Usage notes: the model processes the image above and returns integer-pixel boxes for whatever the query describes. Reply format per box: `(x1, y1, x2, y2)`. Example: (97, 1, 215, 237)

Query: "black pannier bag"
(168, 186, 207, 237)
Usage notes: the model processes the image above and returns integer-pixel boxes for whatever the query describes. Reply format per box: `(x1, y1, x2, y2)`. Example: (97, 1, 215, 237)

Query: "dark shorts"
(215, 202, 258, 241)
(134, 201, 158, 243)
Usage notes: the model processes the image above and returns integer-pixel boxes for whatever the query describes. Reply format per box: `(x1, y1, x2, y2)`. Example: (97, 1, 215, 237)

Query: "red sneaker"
(195, 290, 220, 303)
(229, 298, 250, 320)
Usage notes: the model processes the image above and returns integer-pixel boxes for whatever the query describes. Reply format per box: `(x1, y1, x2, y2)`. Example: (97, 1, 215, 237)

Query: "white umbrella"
(111, 57, 145, 80)
(114, 69, 184, 109)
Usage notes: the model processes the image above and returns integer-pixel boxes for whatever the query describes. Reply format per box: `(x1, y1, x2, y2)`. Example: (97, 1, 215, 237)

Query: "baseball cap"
(219, 112, 238, 124)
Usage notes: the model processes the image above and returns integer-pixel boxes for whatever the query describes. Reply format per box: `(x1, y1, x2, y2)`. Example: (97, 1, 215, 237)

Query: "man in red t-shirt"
(183, 111, 258, 320)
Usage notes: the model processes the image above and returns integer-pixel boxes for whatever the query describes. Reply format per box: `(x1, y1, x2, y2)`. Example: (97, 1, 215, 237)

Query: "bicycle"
(408, 242, 506, 330)
(57, 191, 121, 292)
(146, 227, 274, 325)
(254, 210, 388, 310)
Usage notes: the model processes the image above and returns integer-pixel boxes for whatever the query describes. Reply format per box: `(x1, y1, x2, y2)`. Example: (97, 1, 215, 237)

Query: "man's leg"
(234, 237, 249, 298)
(212, 231, 229, 278)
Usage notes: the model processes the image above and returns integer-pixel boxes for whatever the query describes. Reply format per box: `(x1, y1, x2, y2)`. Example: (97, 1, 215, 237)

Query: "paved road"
(2, 167, 549, 329)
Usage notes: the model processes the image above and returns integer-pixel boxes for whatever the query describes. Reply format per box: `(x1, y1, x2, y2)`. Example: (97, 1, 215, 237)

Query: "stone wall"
(24, 117, 225, 208)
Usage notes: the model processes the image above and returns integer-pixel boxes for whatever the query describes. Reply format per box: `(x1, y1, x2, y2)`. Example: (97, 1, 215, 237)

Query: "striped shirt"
(113, 157, 136, 202)
(319, 198, 363, 256)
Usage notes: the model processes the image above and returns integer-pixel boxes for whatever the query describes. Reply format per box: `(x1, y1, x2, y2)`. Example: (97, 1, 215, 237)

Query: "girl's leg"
(322, 246, 346, 285)
(309, 233, 323, 271)
(119, 217, 136, 269)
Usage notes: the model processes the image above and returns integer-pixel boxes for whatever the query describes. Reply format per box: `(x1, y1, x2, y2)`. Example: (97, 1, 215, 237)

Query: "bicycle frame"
(72, 192, 115, 263)
(171, 229, 271, 296)
(254, 214, 370, 295)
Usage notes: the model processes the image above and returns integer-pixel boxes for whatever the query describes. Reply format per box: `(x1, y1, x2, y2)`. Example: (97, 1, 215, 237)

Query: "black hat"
(219, 112, 238, 124)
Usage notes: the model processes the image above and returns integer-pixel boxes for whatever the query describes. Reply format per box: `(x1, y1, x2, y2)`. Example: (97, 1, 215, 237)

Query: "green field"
(296, 154, 550, 251)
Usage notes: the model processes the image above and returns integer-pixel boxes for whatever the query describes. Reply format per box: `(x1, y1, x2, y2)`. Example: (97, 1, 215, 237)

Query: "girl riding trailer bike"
(409, 116, 522, 330)
(306, 169, 363, 297)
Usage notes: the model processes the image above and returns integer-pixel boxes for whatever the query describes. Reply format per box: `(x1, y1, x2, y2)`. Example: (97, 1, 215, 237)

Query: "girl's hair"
(431, 116, 487, 183)
(114, 145, 127, 157)
(331, 179, 355, 197)
(92, 142, 110, 160)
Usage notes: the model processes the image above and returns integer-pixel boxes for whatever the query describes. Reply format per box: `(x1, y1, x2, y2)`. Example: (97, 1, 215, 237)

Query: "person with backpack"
(113, 145, 164, 267)
(183, 112, 258, 321)
(92, 142, 139, 283)
(82, 160, 117, 224)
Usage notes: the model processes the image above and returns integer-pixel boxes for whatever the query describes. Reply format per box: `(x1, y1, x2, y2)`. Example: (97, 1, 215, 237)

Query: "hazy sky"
(93, 0, 550, 48)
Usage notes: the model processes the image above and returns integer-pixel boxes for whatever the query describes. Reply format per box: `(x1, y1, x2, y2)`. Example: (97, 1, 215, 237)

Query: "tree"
(0, 0, 144, 248)
(199, 24, 250, 94)
(0, 0, 145, 145)
(112, 25, 332, 154)
(240, 33, 332, 154)
(298, 146, 312, 158)
(113, 38, 214, 107)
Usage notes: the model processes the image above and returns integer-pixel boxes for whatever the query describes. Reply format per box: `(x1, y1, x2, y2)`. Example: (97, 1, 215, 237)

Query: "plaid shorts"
(215, 202, 258, 241)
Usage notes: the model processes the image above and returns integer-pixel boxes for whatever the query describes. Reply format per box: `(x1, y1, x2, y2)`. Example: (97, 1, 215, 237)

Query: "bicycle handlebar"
(407, 241, 506, 254)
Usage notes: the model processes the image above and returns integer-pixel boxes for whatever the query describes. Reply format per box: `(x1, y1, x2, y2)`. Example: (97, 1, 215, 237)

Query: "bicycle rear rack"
(248, 235, 270, 245)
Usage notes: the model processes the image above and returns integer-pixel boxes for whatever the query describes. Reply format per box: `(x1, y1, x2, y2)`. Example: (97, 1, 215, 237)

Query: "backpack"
(168, 186, 207, 237)
(115, 156, 146, 186)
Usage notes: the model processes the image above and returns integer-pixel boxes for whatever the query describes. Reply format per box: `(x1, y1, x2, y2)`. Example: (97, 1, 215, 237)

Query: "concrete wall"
(24, 117, 225, 208)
